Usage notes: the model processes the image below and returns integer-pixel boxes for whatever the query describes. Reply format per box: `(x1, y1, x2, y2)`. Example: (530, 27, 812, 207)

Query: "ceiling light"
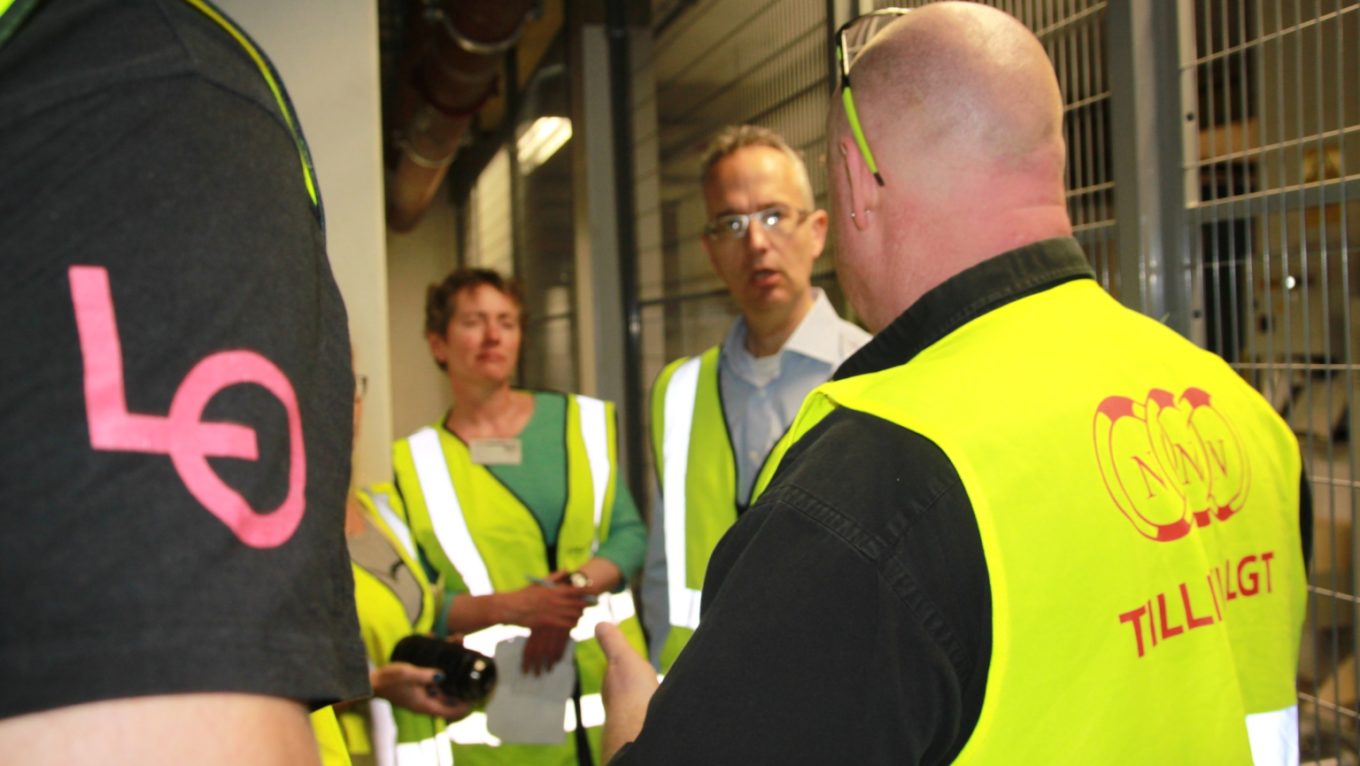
(517, 116, 572, 174)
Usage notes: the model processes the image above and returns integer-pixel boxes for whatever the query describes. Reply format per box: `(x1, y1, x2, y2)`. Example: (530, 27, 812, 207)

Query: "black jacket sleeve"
(613, 410, 991, 764)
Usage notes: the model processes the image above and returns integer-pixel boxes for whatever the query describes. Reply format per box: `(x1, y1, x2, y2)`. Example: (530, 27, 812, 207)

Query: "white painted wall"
(387, 195, 459, 441)
(214, 0, 392, 484)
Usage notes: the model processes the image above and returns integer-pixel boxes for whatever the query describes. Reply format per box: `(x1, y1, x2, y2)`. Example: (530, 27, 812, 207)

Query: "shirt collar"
(723, 288, 844, 369)
(835, 237, 1096, 380)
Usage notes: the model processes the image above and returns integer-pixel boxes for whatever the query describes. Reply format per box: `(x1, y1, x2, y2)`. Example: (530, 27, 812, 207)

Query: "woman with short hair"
(393, 267, 647, 766)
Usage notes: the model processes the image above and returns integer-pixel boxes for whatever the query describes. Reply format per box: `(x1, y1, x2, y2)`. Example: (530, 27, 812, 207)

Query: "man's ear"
(837, 135, 879, 232)
(700, 231, 720, 272)
(807, 208, 830, 261)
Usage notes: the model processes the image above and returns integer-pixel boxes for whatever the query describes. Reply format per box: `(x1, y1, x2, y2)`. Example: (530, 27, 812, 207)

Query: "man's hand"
(370, 662, 473, 721)
(522, 625, 572, 675)
(597, 621, 659, 762)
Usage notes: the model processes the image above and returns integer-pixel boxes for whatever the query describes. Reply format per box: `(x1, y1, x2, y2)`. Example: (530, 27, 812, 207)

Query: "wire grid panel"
(643, 0, 831, 352)
(633, 0, 834, 519)
(1185, 1, 1360, 760)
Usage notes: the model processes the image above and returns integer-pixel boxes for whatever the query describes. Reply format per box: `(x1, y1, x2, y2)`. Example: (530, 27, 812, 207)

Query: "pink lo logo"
(69, 265, 306, 548)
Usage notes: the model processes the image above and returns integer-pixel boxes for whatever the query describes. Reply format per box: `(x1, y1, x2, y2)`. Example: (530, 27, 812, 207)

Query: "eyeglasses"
(703, 204, 809, 241)
(355, 373, 369, 401)
(835, 7, 910, 187)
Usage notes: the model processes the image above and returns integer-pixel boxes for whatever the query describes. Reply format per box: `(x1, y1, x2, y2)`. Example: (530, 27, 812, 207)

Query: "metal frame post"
(569, 0, 643, 491)
(1106, 0, 1196, 337)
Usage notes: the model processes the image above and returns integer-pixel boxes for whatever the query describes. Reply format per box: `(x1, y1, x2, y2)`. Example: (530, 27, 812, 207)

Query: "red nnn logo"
(1093, 388, 1250, 542)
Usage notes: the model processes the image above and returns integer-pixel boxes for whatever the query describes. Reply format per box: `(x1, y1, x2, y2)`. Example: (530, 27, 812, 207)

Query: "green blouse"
(470, 392, 646, 582)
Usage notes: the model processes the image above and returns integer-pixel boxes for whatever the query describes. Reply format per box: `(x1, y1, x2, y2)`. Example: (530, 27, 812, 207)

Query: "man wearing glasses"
(603, 4, 1308, 763)
(641, 125, 869, 674)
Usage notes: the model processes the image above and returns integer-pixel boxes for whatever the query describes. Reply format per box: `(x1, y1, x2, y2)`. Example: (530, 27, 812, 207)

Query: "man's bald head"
(840, 2, 1065, 181)
(827, 3, 1073, 331)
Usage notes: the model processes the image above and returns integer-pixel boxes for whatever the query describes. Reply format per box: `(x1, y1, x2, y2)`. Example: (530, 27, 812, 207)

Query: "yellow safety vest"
(341, 485, 452, 766)
(650, 347, 775, 672)
(311, 707, 354, 766)
(762, 278, 1306, 762)
(394, 393, 646, 766)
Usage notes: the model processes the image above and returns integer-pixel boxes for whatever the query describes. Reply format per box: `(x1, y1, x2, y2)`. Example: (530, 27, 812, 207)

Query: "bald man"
(598, 4, 1310, 763)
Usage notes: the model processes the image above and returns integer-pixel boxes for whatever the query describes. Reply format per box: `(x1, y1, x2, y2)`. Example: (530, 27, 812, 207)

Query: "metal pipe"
(606, 0, 646, 512)
(387, 0, 534, 231)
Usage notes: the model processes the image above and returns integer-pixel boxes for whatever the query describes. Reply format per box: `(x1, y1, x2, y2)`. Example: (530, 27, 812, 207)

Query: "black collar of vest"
(835, 237, 1096, 381)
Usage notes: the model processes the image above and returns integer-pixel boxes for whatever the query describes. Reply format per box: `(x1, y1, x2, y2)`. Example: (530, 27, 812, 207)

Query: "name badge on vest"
(469, 438, 523, 466)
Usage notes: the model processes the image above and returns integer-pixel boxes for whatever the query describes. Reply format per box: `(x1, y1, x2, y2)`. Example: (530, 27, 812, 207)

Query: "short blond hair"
(700, 125, 816, 209)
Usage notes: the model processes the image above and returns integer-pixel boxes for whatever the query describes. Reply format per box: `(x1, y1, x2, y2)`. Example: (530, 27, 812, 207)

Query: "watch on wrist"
(567, 570, 592, 589)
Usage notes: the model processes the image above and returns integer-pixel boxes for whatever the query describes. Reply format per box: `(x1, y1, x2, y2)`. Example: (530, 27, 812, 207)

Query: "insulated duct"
(387, 0, 533, 231)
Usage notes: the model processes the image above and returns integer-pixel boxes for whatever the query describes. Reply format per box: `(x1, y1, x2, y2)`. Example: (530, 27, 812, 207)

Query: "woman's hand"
(370, 662, 473, 721)
(548, 559, 622, 596)
(500, 582, 590, 630)
(521, 625, 572, 676)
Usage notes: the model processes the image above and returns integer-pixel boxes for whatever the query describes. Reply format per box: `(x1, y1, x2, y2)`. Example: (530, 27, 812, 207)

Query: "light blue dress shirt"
(719, 289, 871, 505)
(641, 288, 870, 666)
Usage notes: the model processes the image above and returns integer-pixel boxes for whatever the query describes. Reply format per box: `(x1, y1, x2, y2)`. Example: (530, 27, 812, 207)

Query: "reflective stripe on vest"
(399, 394, 646, 761)
(406, 398, 614, 595)
(406, 398, 626, 748)
(457, 590, 636, 656)
(369, 490, 417, 562)
(573, 691, 606, 730)
(446, 693, 607, 747)
(1246, 705, 1299, 766)
(369, 697, 398, 766)
(352, 490, 434, 632)
(367, 698, 453, 766)
(662, 356, 704, 631)
(573, 589, 636, 642)
(393, 732, 454, 766)
(349, 486, 446, 766)
(577, 395, 610, 551)
(407, 427, 494, 596)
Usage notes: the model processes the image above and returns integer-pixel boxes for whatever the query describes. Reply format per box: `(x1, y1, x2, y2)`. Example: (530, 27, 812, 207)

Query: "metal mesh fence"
(641, 0, 834, 386)
(1186, 2, 1360, 759)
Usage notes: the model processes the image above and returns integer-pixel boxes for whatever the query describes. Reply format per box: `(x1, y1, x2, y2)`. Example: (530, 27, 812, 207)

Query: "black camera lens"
(390, 635, 498, 706)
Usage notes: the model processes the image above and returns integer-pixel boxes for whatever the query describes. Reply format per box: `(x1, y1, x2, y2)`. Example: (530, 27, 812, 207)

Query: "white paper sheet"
(483, 635, 576, 745)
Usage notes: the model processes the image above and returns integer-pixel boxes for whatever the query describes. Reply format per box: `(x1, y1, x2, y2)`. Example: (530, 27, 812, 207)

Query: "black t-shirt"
(0, 0, 368, 719)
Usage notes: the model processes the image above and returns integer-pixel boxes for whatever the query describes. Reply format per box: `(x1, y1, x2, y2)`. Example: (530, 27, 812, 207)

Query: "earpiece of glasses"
(836, 7, 910, 187)
(704, 205, 808, 240)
